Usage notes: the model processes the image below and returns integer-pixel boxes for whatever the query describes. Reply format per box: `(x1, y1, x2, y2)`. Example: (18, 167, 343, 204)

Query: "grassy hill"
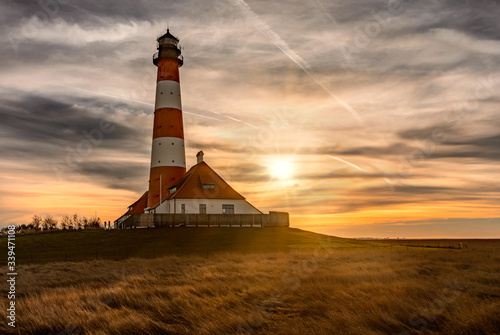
(1, 228, 498, 334)
(1, 237, 499, 334)
(0, 227, 385, 264)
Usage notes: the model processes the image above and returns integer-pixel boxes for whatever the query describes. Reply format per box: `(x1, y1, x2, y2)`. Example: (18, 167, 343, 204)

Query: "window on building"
(199, 204, 206, 214)
(181, 204, 186, 214)
(202, 184, 215, 189)
(168, 203, 171, 213)
(222, 204, 234, 214)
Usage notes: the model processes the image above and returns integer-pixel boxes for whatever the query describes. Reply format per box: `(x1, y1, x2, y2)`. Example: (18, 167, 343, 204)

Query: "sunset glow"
(0, 0, 499, 238)
(268, 157, 295, 181)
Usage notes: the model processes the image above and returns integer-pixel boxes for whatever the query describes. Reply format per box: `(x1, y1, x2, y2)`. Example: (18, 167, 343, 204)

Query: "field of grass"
(0, 227, 383, 264)
(1, 229, 499, 334)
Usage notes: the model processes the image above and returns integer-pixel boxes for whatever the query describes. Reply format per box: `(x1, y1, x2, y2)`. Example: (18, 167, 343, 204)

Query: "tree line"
(1, 214, 104, 234)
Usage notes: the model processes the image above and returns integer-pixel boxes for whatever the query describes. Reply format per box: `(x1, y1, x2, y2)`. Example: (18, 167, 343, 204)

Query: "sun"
(269, 158, 295, 180)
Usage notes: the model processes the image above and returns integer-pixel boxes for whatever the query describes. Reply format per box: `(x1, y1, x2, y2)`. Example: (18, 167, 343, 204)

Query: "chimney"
(196, 150, 204, 164)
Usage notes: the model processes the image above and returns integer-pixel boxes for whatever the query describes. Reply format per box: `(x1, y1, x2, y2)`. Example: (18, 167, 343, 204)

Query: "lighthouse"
(146, 29, 186, 210)
(115, 29, 289, 228)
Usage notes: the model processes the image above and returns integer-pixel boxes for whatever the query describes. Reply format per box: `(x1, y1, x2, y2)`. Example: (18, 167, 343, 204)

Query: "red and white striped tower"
(147, 29, 186, 209)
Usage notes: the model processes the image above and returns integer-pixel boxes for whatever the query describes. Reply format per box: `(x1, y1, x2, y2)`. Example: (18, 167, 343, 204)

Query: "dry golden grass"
(1, 240, 499, 334)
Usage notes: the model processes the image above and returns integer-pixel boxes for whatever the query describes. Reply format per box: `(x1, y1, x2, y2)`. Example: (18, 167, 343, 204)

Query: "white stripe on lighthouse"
(155, 80, 182, 110)
(150, 137, 186, 168)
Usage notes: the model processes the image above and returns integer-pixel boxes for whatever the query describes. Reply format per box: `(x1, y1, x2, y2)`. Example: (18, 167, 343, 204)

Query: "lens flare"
(269, 158, 295, 180)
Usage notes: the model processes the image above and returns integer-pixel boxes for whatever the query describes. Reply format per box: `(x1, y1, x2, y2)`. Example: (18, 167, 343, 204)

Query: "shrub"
(86, 215, 102, 229)
(32, 215, 42, 230)
(61, 215, 72, 230)
(42, 215, 58, 230)
(72, 213, 83, 230)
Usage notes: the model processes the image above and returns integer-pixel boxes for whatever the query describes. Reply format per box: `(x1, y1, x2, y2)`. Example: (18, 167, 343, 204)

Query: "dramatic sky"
(1, 0, 499, 238)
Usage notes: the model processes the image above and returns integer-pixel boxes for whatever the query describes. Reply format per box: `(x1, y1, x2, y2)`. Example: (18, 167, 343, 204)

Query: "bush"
(86, 215, 102, 229)
(24, 213, 102, 232)
(72, 213, 83, 230)
(32, 215, 42, 230)
(42, 215, 58, 230)
(61, 215, 72, 230)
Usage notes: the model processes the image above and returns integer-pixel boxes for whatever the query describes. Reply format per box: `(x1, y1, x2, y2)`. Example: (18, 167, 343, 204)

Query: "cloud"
(307, 143, 422, 161)
(398, 124, 459, 141)
(0, 88, 152, 188)
(0, 0, 499, 237)
(0, 89, 147, 149)
(398, 124, 500, 161)
(73, 161, 149, 192)
(212, 163, 269, 183)
(445, 133, 500, 150)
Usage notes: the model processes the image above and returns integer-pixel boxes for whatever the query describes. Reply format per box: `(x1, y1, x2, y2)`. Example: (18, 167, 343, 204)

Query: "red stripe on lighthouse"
(152, 108, 184, 138)
(157, 58, 181, 82)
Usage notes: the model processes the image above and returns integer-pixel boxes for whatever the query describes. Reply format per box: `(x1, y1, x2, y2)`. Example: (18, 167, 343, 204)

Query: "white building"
(146, 151, 262, 215)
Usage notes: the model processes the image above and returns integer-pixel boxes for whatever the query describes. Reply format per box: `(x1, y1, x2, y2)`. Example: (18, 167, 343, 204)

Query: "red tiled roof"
(115, 191, 149, 222)
(162, 161, 246, 201)
(126, 191, 149, 215)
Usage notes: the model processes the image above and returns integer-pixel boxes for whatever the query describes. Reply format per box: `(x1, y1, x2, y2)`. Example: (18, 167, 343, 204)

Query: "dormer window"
(169, 187, 177, 194)
(199, 171, 215, 189)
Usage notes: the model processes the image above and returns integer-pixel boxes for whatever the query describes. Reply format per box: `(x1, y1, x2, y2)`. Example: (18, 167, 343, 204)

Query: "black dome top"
(158, 29, 179, 42)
